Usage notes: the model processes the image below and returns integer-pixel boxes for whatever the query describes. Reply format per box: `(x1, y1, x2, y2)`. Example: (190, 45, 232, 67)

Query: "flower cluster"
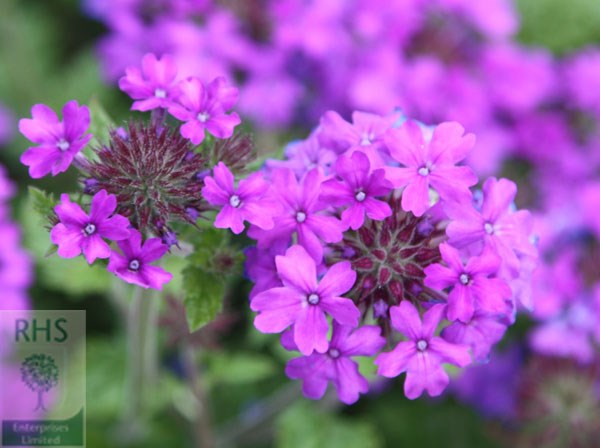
(18, 54, 249, 290)
(204, 110, 536, 403)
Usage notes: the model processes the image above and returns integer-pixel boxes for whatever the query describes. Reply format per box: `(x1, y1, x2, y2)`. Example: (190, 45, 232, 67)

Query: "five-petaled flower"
(107, 229, 173, 290)
(250, 245, 360, 355)
(284, 322, 386, 404)
(50, 190, 130, 264)
(118, 53, 181, 111)
(320, 151, 393, 230)
(168, 76, 241, 145)
(19, 101, 92, 178)
(384, 120, 478, 216)
(375, 301, 471, 399)
(202, 162, 275, 234)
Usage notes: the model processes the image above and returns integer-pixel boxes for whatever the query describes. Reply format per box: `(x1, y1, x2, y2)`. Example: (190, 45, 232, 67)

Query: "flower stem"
(122, 286, 159, 439)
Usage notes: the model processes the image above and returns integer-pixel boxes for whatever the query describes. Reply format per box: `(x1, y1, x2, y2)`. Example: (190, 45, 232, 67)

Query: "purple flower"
(320, 151, 393, 230)
(118, 53, 181, 111)
(441, 311, 508, 362)
(424, 243, 511, 322)
(202, 162, 274, 234)
(248, 168, 345, 262)
(107, 229, 173, 290)
(250, 245, 360, 355)
(384, 120, 477, 216)
(168, 76, 241, 145)
(19, 101, 92, 179)
(446, 177, 537, 276)
(50, 190, 130, 264)
(285, 322, 386, 404)
(374, 301, 471, 399)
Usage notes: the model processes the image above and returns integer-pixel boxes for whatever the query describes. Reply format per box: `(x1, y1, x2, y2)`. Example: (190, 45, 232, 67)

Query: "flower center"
(83, 223, 96, 236)
(484, 222, 495, 235)
(56, 139, 70, 151)
(197, 112, 210, 123)
(128, 259, 141, 271)
(307, 293, 320, 305)
(459, 273, 470, 285)
(417, 340, 428, 351)
(328, 348, 340, 359)
(355, 190, 366, 202)
(296, 211, 307, 223)
(154, 88, 167, 99)
(360, 132, 374, 146)
(418, 166, 430, 176)
(229, 195, 241, 208)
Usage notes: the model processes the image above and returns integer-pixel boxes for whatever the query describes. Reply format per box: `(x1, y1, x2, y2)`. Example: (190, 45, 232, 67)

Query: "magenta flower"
(107, 229, 173, 290)
(248, 168, 345, 262)
(375, 301, 471, 399)
(19, 101, 92, 179)
(168, 76, 241, 145)
(320, 151, 393, 230)
(202, 162, 275, 234)
(118, 53, 181, 111)
(50, 190, 130, 264)
(384, 120, 477, 216)
(318, 110, 398, 167)
(446, 177, 537, 276)
(441, 312, 508, 362)
(285, 322, 386, 404)
(424, 243, 511, 322)
(250, 245, 360, 355)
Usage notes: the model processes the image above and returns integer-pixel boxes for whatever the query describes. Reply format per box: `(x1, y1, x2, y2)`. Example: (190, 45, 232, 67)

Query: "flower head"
(107, 229, 172, 290)
(384, 120, 477, 216)
(50, 190, 130, 264)
(285, 322, 386, 404)
(375, 301, 471, 399)
(119, 53, 181, 111)
(250, 245, 360, 355)
(19, 101, 92, 178)
(168, 76, 241, 145)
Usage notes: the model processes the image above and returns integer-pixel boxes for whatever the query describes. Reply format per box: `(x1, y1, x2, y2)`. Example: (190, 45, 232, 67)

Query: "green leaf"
(28, 186, 57, 229)
(182, 266, 227, 332)
(276, 401, 383, 448)
(87, 96, 116, 148)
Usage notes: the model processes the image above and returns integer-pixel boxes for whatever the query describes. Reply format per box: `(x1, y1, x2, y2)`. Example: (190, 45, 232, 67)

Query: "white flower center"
(355, 190, 366, 202)
(418, 166, 430, 176)
(459, 273, 470, 285)
(197, 112, 210, 123)
(307, 293, 320, 305)
(229, 195, 241, 208)
(296, 211, 307, 223)
(83, 223, 96, 236)
(56, 139, 70, 151)
(360, 132, 374, 146)
(328, 348, 340, 359)
(128, 259, 141, 271)
(417, 340, 428, 351)
(484, 222, 495, 235)
(154, 88, 167, 99)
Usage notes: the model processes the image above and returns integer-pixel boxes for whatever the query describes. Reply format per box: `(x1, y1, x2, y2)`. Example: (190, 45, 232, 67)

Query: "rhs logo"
(0, 310, 85, 447)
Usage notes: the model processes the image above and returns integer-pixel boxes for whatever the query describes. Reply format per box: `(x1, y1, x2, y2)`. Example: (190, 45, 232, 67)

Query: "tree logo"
(20, 353, 59, 412)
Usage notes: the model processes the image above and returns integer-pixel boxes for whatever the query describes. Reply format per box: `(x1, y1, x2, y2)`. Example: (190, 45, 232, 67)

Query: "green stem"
(121, 286, 159, 438)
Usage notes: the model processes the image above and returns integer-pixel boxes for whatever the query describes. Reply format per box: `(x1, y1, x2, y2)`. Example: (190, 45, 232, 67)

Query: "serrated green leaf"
(28, 186, 57, 229)
(182, 266, 227, 332)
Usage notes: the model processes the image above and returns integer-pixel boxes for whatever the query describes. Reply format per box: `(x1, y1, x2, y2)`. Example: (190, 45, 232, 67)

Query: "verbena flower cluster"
(18, 54, 249, 290)
(203, 111, 537, 403)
